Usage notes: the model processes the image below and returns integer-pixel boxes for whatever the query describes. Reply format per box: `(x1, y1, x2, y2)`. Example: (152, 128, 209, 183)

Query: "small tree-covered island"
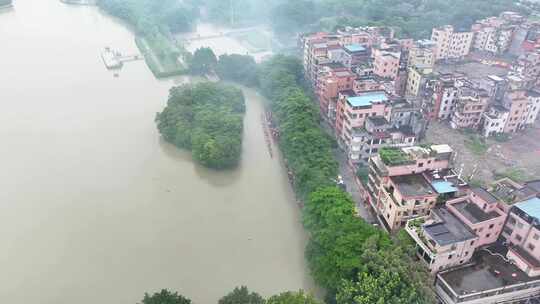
(155, 82, 246, 169)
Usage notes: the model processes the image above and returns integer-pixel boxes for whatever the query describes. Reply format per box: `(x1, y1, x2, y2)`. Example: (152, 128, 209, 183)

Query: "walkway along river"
(0, 1, 314, 303)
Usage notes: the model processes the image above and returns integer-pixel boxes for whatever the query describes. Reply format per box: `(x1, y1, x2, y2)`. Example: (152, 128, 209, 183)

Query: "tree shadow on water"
(158, 138, 243, 188)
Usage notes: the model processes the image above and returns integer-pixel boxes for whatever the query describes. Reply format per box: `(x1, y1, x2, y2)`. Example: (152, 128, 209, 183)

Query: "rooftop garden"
(409, 217, 426, 230)
(379, 147, 412, 166)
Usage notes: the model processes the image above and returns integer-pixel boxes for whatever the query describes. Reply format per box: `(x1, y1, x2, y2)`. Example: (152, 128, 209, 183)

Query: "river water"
(0, 1, 313, 303)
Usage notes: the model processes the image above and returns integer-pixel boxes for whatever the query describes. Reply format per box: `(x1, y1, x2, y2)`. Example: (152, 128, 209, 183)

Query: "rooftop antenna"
(457, 163, 464, 179)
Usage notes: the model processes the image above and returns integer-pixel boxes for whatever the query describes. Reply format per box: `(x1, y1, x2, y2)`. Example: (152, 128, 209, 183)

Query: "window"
(533, 234, 539, 241)
(529, 243, 536, 251)
(418, 163, 424, 167)
(464, 251, 469, 256)
(489, 224, 494, 229)
(483, 204, 487, 210)
(470, 240, 475, 246)
(448, 254, 453, 259)
(518, 222, 524, 229)
(516, 234, 523, 242)
(509, 217, 517, 226)
(486, 233, 491, 238)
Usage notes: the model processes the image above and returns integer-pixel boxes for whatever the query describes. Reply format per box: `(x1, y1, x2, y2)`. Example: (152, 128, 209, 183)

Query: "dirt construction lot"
(424, 121, 540, 185)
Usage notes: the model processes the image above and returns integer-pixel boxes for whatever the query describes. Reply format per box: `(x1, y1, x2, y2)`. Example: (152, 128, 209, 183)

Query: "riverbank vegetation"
(216, 54, 258, 87)
(187, 48, 258, 86)
(189, 47, 217, 76)
(155, 82, 245, 169)
(141, 288, 319, 304)
(258, 55, 436, 303)
(96, 0, 197, 77)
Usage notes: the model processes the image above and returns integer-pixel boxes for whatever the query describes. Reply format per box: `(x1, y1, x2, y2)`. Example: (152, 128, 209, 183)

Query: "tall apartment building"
(372, 48, 400, 80)
(503, 197, 540, 277)
(502, 88, 529, 133)
(450, 86, 489, 129)
(406, 64, 433, 97)
(335, 90, 391, 147)
(423, 73, 459, 121)
(366, 144, 460, 231)
(526, 89, 540, 125)
(316, 65, 355, 122)
(408, 39, 436, 68)
(346, 98, 427, 163)
(482, 105, 509, 137)
(431, 25, 474, 61)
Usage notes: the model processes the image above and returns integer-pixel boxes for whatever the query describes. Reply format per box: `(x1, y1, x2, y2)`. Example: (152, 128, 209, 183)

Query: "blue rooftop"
(346, 92, 388, 107)
(431, 180, 458, 194)
(515, 197, 540, 220)
(344, 44, 366, 53)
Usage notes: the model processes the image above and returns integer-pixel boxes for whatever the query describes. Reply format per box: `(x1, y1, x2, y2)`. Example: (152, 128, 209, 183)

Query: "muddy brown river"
(0, 1, 314, 303)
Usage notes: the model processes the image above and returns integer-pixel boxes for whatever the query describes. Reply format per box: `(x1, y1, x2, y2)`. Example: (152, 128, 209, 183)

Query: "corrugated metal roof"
(431, 180, 458, 194)
(344, 44, 366, 52)
(346, 91, 387, 107)
(515, 197, 540, 220)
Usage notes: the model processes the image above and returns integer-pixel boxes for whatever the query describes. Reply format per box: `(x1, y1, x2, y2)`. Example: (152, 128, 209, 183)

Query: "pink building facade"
(502, 197, 540, 277)
(406, 189, 506, 273)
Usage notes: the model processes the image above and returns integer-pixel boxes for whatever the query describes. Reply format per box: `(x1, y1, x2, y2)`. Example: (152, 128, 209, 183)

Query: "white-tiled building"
(431, 25, 474, 61)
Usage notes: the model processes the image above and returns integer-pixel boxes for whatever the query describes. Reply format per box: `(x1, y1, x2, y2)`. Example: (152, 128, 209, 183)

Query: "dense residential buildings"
(302, 11, 540, 144)
(471, 12, 524, 54)
(431, 25, 474, 61)
(360, 139, 540, 302)
(400, 173, 540, 304)
(300, 10, 540, 304)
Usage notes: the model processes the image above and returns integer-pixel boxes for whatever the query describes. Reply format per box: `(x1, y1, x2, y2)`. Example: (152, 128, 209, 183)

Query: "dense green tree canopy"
(216, 54, 259, 86)
(269, 0, 526, 38)
(155, 82, 245, 169)
(189, 47, 217, 75)
(139, 289, 191, 304)
(266, 291, 321, 304)
(336, 235, 436, 304)
(259, 55, 337, 197)
(218, 286, 265, 304)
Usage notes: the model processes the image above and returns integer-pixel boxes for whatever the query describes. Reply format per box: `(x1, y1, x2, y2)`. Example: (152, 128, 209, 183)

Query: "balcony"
(405, 217, 438, 263)
(382, 186, 403, 207)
